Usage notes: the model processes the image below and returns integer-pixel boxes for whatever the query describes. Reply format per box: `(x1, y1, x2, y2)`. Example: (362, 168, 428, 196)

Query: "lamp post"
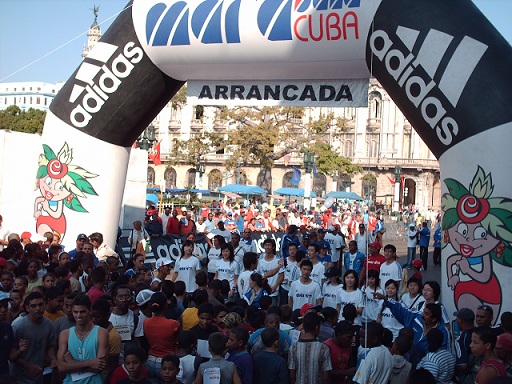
(136, 123, 156, 151)
(195, 154, 205, 199)
(303, 151, 315, 211)
(393, 165, 402, 213)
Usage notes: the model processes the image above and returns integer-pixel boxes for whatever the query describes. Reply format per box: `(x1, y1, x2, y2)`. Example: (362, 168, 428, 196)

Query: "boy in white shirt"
(379, 244, 403, 290)
(288, 260, 322, 311)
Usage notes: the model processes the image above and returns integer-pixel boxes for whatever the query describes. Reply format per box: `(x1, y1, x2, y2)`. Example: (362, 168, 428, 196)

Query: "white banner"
(187, 79, 368, 107)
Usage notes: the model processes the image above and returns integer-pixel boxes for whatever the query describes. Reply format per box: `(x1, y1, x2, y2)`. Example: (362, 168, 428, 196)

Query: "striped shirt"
(417, 349, 456, 384)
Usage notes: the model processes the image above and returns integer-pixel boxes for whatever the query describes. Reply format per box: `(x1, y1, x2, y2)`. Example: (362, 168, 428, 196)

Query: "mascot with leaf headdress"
(443, 166, 512, 319)
(34, 142, 98, 240)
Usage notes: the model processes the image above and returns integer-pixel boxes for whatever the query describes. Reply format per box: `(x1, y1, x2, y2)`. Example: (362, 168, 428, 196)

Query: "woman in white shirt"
(207, 235, 225, 282)
(336, 269, 364, 324)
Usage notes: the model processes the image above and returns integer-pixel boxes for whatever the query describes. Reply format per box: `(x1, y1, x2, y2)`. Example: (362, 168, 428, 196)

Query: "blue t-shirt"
(227, 350, 253, 384)
(253, 351, 289, 384)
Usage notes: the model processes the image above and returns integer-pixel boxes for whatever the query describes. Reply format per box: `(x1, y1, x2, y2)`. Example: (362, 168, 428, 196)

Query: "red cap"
(0, 258, 7, 267)
(300, 303, 322, 316)
(411, 260, 423, 268)
(299, 225, 306, 230)
(369, 241, 381, 249)
(20, 231, 32, 239)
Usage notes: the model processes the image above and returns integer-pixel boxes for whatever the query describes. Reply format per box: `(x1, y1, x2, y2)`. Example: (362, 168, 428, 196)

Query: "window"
(344, 140, 353, 157)
(368, 91, 382, 119)
(188, 169, 197, 187)
(208, 169, 223, 191)
(313, 173, 327, 198)
(282, 171, 295, 188)
(337, 173, 352, 191)
(147, 167, 155, 187)
(361, 174, 377, 201)
(164, 167, 177, 189)
(36, 97, 40, 104)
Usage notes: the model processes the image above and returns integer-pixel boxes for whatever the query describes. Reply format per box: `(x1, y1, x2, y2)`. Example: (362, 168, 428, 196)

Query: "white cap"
(136, 289, 154, 306)
(155, 258, 172, 269)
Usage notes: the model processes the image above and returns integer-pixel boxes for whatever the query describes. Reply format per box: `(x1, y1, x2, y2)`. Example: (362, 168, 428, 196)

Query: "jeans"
(146, 357, 163, 384)
(403, 247, 416, 268)
(279, 286, 289, 307)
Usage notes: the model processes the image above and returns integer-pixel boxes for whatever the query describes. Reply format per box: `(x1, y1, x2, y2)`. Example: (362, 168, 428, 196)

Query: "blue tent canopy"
(189, 189, 211, 194)
(146, 193, 159, 205)
(147, 187, 188, 193)
(325, 191, 362, 200)
(274, 188, 317, 197)
(217, 184, 267, 195)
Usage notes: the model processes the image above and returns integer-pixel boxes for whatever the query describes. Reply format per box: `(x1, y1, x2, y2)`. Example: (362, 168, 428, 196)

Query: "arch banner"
(36, 0, 512, 322)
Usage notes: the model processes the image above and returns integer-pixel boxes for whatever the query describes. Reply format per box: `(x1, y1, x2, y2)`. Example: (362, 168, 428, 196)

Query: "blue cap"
(0, 292, 13, 302)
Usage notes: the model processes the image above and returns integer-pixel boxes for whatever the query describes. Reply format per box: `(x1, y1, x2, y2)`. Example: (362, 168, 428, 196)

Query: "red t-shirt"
(143, 316, 180, 357)
(365, 254, 386, 272)
(324, 338, 352, 384)
(87, 286, 104, 305)
(109, 364, 148, 384)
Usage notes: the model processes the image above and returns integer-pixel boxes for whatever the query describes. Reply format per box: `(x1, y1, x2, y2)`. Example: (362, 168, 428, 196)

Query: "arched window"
(361, 173, 377, 201)
(187, 168, 197, 188)
(368, 91, 382, 119)
(313, 173, 327, 197)
(337, 173, 352, 191)
(344, 140, 353, 157)
(164, 167, 177, 188)
(147, 167, 155, 187)
(208, 169, 223, 190)
(282, 171, 294, 188)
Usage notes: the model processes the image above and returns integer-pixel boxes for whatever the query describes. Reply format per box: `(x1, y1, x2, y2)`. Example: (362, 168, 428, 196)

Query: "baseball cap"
(300, 303, 322, 316)
(155, 258, 172, 269)
(327, 226, 335, 231)
(359, 224, 365, 228)
(136, 289, 154, 307)
(0, 291, 13, 302)
(303, 233, 310, 240)
(411, 260, 423, 269)
(20, 231, 32, 239)
(77, 233, 88, 241)
(0, 258, 7, 267)
(227, 212, 233, 216)
(496, 333, 512, 352)
(223, 312, 242, 328)
(147, 209, 158, 216)
(453, 308, 475, 322)
(299, 225, 306, 230)
(369, 241, 381, 249)
(324, 267, 341, 278)
(409, 223, 416, 227)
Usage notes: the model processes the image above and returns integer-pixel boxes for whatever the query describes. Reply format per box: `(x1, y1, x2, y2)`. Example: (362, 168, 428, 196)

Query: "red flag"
(148, 141, 162, 166)
(387, 175, 396, 185)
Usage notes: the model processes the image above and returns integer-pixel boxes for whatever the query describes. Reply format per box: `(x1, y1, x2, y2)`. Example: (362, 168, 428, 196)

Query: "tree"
(170, 106, 359, 191)
(0, 105, 46, 134)
(312, 141, 361, 177)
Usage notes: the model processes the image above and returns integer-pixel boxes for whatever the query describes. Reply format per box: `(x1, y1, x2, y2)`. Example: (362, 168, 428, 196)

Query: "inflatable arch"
(36, 0, 512, 321)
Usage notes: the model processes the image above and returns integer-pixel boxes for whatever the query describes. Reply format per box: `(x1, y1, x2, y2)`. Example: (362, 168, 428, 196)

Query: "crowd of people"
(0, 201, 511, 384)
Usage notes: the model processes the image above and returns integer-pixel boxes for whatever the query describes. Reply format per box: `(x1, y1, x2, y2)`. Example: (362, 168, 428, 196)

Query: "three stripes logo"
(146, 0, 241, 46)
(369, 26, 488, 146)
(67, 41, 143, 128)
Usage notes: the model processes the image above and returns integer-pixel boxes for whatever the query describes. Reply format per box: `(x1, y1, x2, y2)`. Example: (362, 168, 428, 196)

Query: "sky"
(0, 0, 511, 84)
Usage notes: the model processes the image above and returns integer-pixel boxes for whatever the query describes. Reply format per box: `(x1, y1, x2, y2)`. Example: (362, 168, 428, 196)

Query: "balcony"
(352, 157, 440, 171)
(367, 118, 381, 132)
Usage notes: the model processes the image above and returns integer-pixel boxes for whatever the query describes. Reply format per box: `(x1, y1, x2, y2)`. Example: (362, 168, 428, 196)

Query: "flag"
(291, 167, 301, 186)
(387, 176, 396, 185)
(149, 141, 162, 166)
(313, 162, 318, 178)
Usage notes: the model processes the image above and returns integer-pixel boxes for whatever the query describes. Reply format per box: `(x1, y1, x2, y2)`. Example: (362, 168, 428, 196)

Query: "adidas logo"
(68, 41, 144, 128)
(369, 26, 487, 146)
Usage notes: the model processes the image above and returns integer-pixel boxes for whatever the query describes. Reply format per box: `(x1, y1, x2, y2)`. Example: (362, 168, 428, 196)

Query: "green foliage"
(0, 105, 46, 134)
(170, 131, 224, 167)
(311, 141, 361, 177)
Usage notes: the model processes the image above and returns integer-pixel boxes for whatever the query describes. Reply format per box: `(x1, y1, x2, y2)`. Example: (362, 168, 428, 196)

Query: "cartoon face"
(447, 220, 500, 258)
(39, 176, 70, 201)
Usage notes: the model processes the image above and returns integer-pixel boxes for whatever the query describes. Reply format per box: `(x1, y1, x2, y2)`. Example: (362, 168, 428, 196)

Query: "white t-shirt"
(175, 256, 201, 292)
(310, 261, 326, 286)
(407, 229, 418, 248)
(336, 289, 364, 324)
(257, 256, 283, 297)
(233, 244, 250, 269)
(400, 293, 426, 312)
(288, 279, 322, 311)
(380, 306, 403, 341)
(211, 228, 232, 243)
(237, 270, 256, 297)
(324, 233, 345, 262)
(361, 286, 384, 322)
(207, 248, 222, 273)
(355, 232, 368, 255)
(282, 258, 298, 291)
(322, 282, 341, 309)
(110, 309, 143, 342)
(379, 261, 402, 289)
(353, 345, 393, 384)
(216, 259, 239, 289)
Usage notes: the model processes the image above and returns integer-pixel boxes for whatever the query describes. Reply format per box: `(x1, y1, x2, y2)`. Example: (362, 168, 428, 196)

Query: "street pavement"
(382, 222, 442, 286)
